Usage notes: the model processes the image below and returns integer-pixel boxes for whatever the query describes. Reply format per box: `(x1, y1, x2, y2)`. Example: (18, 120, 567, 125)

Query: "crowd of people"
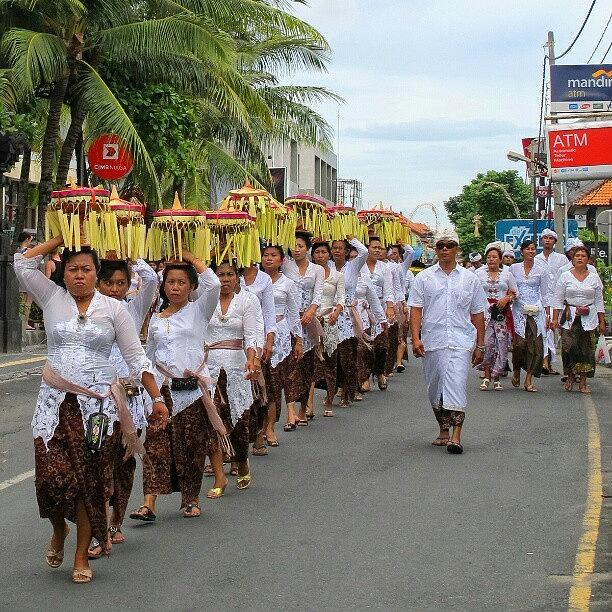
(13, 226, 607, 584)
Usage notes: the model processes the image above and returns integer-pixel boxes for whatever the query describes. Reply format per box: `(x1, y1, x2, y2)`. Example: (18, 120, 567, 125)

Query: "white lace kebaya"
(205, 290, 260, 425)
(270, 273, 302, 368)
(240, 268, 277, 340)
(108, 259, 159, 428)
(14, 253, 155, 447)
(146, 268, 220, 416)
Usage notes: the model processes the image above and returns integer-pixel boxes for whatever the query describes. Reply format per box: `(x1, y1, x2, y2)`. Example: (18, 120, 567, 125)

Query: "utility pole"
(547, 31, 565, 253)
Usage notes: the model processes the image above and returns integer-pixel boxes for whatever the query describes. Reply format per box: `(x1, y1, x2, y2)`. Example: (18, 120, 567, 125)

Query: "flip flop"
(446, 441, 463, 454)
(524, 384, 537, 392)
(296, 419, 309, 427)
(129, 505, 156, 522)
(251, 445, 268, 456)
(283, 423, 296, 432)
(431, 437, 450, 446)
(182, 503, 201, 518)
(267, 438, 279, 447)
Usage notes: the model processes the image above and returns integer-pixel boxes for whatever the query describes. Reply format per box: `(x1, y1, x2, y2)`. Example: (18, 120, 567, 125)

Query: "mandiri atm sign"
(546, 121, 612, 182)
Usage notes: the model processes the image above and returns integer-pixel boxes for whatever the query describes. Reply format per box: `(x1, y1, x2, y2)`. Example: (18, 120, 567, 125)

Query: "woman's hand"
(497, 296, 510, 309)
(301, 311, 313, 326)
(599, 320, 607, 335)
(472, 347, 484, 366)
(412, 338, 425, 358)
(550, 318, 559, 330)
(261, 341, 273, 363)
(148, 401, 170, 430)
(328, 309, 340, 326)
(293, 339, 304, 361)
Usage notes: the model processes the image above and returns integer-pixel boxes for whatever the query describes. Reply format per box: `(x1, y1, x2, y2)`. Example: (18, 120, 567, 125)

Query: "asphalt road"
(0, 356, 610, 610)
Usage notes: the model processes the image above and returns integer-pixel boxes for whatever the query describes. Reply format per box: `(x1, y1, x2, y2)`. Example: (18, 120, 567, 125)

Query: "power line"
(554, 0, 597, 60)
(587, 11, 612, 62)
(602, 39, 612, 62)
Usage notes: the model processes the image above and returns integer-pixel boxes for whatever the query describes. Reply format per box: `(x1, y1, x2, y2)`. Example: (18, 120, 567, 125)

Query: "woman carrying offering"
(281, 231, 324, 426)
(552, 245, 606, 393)
(87, 258, 159, 555)
(312, 241, 346, 416)
(475, 246, 518, 391)
(205, 262, 260, 497)
(509, 240, 550, 392)
(14, 236, 169, 584)
(131, 250, 220, 521)
(330, 237, 368, 405)
(259, 245, 304, 441)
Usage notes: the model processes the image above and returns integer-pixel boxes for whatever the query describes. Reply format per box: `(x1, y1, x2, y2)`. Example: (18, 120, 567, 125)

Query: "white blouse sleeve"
(259, 274, 277, 336)
(127, 259, 159, 331)
(311, 264, 324, 307)
(113, 301, 154, 381)
(366, 277, 386, 323)
(552, 272, 568, 310)
(505, 270, 518, 296)
(382, 264, 394, 304)
(194, 268, 221, 323)
(242, 294, 261, 352)
(594, 274, 605, 314)
(334, 272, 346, 307)
(401, 245, 415, 272)
(346, 238, 368, 282)
(286, 280, 303, 338)
(539, 267, 550, 308)
(13, 253, 62, 308)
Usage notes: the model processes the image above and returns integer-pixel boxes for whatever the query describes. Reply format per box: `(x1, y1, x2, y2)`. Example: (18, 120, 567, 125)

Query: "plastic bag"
(595, 335, 611, 365)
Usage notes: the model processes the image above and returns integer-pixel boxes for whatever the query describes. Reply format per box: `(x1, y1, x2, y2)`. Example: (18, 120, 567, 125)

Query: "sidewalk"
(0, 351, 46, 382)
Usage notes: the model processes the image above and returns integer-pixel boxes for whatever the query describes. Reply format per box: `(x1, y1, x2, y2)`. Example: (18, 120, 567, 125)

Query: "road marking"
(0, 469, 35, 492)
(568, 396, 603, 611)
(0, 356, 46, 369)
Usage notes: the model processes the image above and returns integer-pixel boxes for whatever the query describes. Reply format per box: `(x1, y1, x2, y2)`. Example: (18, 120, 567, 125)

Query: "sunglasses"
(436, 242, 458, 250)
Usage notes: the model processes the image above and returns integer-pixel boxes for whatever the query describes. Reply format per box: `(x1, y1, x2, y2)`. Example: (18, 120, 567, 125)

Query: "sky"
(287, 0, 612, 229)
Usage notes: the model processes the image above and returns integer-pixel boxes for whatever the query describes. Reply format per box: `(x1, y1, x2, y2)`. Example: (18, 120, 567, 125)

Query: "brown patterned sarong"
(560, 318, 597, 377)
(142, 386, 208, 506)
(34, 394, 113, 546)
(432, 399, 465, 429)
(356, 335, 374, 386)
(314, 348, 338, 405)
(263, 358, 286, 422)
(108, 423, 137, 526)
(283, 341, 313, 404)
(512, 315, 544, 377)
(337, 337, 359, 401)
(385, 323, 399, 375)
(372, 328, 389, 376)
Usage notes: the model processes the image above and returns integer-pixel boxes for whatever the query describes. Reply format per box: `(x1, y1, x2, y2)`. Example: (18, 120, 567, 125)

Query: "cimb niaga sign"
(550, 64, 612, 113)
(546, 121, 612, 182)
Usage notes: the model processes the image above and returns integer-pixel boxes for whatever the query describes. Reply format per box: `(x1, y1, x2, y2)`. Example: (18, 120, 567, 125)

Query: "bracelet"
(151, 396, 166, 405)
(476, 345, 485, 351)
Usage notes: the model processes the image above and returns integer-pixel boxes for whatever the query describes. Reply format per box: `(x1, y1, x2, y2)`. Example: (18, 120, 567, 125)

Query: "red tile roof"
(576, 179, 612, 207)
(407, 221, 431, 236)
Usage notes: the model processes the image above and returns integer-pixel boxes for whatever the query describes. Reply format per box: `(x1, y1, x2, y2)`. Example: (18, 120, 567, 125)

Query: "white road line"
(0, 469, 35, 492)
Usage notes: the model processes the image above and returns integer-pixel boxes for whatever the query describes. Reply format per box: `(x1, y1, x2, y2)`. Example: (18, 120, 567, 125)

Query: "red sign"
(546, 121, 612, 181)
(87, 134, 133, 181)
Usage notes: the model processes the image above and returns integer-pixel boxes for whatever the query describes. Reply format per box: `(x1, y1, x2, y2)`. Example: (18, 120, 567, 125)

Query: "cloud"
(345, 119, 524, 142)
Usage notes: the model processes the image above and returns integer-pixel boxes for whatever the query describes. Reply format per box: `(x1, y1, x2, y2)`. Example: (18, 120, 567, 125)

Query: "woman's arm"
(182, 250, 221, 322)
(127, 259, 159, 331)
(328, 273, 345, 326)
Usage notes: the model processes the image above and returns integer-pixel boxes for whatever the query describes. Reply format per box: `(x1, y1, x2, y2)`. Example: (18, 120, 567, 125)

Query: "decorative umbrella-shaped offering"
(205, 210, 260, 268)
(219, 179, 296, 249)
(326, 204, 368, 242)
(357, 203, 404, 247)
(285, 194, 330, 240)
(106, 186, 147, 259)
(146, 193, 208, 261)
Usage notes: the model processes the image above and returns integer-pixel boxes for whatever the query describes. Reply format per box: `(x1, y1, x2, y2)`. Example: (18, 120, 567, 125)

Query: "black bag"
(489, 303, 506, 322)
(171, 376, 198, 391)
(85, 401, 109, 453)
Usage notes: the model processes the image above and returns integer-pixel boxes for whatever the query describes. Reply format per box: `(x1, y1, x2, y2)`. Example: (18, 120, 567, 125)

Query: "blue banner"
(495, 219, 578, 255)
(550, 64, 612, 113)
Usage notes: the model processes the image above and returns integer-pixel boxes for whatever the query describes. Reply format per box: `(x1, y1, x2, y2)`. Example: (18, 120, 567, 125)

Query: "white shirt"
(146, 269, 221, 415)
(536, 250, 567, 277)
(405, 270, 415, 301)
(475, 267, 519, 301)
(14, 253, 153, 446)
(281, 259, 324, 312)
(409, 263, 487, 352)
(362, 260, 394, 305)
(318, 268, 346, 318)
(330, 238, 368, 301)
(552, 261, 597, 292)
(270, 273, 302, 368)
(240, 268, 277, 338)
(553, 270, 604, 331)
(509, 262, 550, 338)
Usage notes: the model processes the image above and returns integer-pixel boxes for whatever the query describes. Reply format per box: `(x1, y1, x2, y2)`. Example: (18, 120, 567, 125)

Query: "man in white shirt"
(409, 234, 486, 454)
(468, 252, 483, 271)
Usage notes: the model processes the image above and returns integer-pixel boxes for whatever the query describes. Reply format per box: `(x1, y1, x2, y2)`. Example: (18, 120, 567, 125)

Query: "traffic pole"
(546, 31, 566, 252)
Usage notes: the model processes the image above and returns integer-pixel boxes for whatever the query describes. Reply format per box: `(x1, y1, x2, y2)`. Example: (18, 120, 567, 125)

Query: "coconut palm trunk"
(56, 100, 86, 188)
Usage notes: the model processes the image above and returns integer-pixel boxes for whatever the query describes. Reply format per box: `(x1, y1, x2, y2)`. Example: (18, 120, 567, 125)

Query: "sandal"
(432, 436, 450, 446)
(524, 384, 537, 392)
(564, 378, 574, 392)
(109, 526, 124, 544)
(236, 473, 251, 490)
(207, 484, 227, 499)
(479, 378, 490, 390)
(339, 399, 350, 408)
(230, 467, 238, 476)
(252, 445, 268, 456)
(511, 372, 520, 388)
(46, 525, 69, 568)
(446, 441, 463, 454)
(87, 538, 104, 560)
(493, 381, 503, 391)
(129, 505, 156, 522)
(354, 393, 363, 401)
(72, 567, 93, 584)
(283, 422, 296, 432)
(323, 409, 334, 417)
(296, 419, 309, 426)
(266, 437, 279, 447)
(396, 364, 405, 373)
(182, 503, 201, 518)
(579, 385, 592, 394)
(377, 376, 387, 391)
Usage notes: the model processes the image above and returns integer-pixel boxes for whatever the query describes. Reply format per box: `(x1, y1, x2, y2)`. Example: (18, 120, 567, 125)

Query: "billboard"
(546, 121, 612, 182)
(495, 219, 578, 256)
(550, 64, 612, 113)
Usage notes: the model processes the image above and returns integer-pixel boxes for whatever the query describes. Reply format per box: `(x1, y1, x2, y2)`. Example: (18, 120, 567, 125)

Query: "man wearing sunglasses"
(409, 233, 487, 454)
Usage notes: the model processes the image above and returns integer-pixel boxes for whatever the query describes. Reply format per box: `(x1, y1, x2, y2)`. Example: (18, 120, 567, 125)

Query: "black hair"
(572, 245, 589, 258)
(210, 259, 243, 275)
(295, 231, 312, 249)
(57, 247, 101, 289)
(261, 244, 285, 259)
(368, 236, 382, 245)
(159, 263, 199, 311)
(389, 244, 405, 257)
(520, 239, 536, 252)
(485, 246, 503, 260)
(17, 231, 32, 244)
(348, 245, 359, 256)
(311, 241, 331, 256)
(97, 259, 130, 283)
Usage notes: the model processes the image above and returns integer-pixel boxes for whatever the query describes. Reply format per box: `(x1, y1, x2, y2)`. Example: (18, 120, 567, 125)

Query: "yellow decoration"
(285, 194, 331, 240)
(205, 210, 260, 268)
(357, 203, 411, 247)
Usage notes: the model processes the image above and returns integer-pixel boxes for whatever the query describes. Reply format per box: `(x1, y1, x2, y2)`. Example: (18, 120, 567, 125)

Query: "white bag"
(595, 335, 611, 365)
(522, 304, 540, 317)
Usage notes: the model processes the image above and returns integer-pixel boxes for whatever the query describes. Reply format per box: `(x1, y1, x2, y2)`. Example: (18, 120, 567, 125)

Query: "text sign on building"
(87, 134, 133, 181)
(546, 121, 612, 182)
(495, 219, 578, 256)
(550, 64, 612, 113)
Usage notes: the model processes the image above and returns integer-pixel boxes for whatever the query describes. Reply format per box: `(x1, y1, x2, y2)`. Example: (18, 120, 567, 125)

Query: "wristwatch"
(151, 395, 167, 405)
(476, 345, 485, 351)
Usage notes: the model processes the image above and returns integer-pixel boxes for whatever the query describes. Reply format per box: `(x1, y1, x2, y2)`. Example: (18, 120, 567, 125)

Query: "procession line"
(0, 469, 35, 492)
(0, 356, 46, 369)
(568, 395, 603, 612)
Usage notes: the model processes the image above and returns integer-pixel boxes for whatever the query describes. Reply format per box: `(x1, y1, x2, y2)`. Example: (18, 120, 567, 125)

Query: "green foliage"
(444, 170, 532, 255)
(578, 228, 607, 242)
(595, 259, 612, 312)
